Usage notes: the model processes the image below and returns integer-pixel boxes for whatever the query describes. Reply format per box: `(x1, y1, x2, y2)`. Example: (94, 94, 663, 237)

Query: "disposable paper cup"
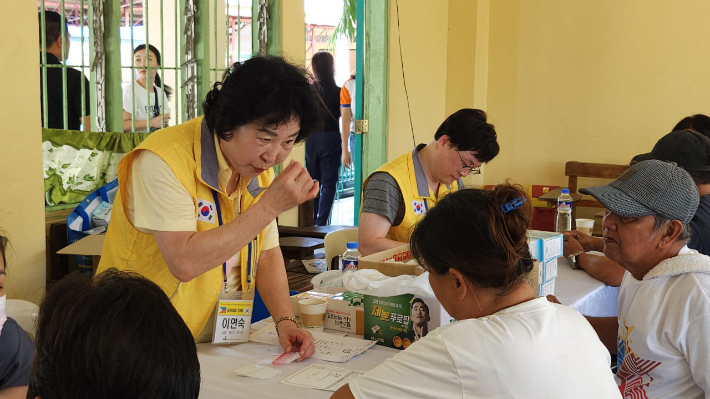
(576, 218, 595, 236)
(299, 298, 327, 332)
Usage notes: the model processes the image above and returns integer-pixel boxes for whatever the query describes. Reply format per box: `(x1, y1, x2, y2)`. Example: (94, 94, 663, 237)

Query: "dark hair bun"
(410, 182, 534, 293)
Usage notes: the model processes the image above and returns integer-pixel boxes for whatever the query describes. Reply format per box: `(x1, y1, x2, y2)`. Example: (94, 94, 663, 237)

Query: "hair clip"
(501, 196, 526, 213)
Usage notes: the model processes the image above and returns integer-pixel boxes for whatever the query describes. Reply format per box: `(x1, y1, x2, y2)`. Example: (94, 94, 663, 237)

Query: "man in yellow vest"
(358, 109, 500, 256)
(98, 56, 322, 358)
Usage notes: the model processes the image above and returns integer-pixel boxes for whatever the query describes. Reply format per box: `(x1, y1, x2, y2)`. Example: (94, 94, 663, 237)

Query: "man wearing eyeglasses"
(358, 109, 500, 256)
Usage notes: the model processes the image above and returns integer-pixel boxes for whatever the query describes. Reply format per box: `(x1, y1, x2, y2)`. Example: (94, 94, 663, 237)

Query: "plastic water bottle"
(556, 188, 573, 233)
(341, 242, 362, 271)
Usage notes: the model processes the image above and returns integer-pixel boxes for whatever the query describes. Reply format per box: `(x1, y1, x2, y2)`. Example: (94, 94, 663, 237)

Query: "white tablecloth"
(197, 326, 398, 399)
(554, 253, 620, 317)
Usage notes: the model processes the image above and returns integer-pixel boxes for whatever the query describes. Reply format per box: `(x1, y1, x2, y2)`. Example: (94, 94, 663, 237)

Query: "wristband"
(274, 316, 298, 337)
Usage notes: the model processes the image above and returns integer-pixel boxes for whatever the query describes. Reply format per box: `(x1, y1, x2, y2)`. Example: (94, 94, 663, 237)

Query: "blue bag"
(66, 179, 119, 275)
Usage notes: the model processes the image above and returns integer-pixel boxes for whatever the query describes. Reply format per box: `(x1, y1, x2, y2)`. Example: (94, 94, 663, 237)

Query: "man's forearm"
(360, 236, 406, 257)
(341, 108, 352, 148)
(255, 247, 296, 321)
(341, 128, 350, 152)
(578, 253, 625, 287)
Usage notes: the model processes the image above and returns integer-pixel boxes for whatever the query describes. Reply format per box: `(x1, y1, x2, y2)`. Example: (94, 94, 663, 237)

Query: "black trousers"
(305, 131, 342, 226)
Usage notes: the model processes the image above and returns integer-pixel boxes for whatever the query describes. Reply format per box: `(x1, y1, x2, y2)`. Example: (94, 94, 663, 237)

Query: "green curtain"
(43, 128, 150, 205)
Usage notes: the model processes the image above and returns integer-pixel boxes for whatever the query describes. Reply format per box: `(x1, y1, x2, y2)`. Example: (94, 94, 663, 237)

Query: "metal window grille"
(122, 0, 185, 132)
(39, 0, 91, 131)
(38, 0, 252, 133)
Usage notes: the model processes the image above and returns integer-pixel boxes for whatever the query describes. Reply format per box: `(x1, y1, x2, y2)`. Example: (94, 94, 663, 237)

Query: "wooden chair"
(565, 161, 629, 221)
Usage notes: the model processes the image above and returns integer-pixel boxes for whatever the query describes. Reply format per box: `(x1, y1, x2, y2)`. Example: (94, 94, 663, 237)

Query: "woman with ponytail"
(123, 44, 172, 132)
(333, 184, 622, 399)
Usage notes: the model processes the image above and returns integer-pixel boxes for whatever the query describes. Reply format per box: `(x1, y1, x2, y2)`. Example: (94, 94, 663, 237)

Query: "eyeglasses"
(456, 149, 481, 176)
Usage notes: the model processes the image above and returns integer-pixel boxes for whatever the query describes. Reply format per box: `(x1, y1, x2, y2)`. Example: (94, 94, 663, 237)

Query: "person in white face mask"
(0, 232, 35, 399)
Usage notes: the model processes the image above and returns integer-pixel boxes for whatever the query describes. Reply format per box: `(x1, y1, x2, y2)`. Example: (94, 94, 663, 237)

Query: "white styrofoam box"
(527, 230, 563, 262)
(542, 258, 557, 283)
(538, 278, 555, 297)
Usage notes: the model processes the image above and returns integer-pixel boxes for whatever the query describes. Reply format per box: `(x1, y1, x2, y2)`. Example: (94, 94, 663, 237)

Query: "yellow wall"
(484, 0, 710, 188)
(444, 0, 476, 116)
(1, 2, 47, 303)
(386, 0, 450, 161)
(277, 0, 306, 226)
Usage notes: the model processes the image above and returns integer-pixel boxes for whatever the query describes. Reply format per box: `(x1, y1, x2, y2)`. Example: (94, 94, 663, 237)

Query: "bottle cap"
(561, 188, 570, 194)
(346, 242, 358, 249)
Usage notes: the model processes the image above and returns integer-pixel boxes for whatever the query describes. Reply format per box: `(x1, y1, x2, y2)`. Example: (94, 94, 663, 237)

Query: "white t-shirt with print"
(122, 81, 169, 132)
(615, 246, 710, 399)
(350, 297, 621, 399)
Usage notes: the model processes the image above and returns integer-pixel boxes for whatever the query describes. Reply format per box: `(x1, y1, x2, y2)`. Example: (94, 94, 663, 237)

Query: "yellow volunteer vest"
(363, 146, 464, 242)
(98, 117, 272, 337)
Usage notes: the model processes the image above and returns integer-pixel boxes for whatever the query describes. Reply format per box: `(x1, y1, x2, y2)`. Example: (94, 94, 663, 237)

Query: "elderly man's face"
(602, 210, 661, 278)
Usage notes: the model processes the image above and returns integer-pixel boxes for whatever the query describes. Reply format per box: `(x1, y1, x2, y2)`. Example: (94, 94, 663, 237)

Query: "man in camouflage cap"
(583, 159, 710, 398)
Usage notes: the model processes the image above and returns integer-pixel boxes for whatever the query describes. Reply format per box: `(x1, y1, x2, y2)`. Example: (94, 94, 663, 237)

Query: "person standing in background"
(340, 71, 356, 169)
(123, 44, 171, 132)
(39, 11, 91, 131)
(306, 52, 342, 225)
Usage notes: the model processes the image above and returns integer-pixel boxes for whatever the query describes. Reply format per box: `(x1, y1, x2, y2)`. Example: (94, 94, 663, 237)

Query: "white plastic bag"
(342, 269, 435, 298)
(311, 270, 344, 289)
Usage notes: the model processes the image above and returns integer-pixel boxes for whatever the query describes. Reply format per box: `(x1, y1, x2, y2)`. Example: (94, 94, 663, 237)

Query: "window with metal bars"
(39, 0, 253, 208)
(39, 2, 91, 131)
(38, 0, 253, 133)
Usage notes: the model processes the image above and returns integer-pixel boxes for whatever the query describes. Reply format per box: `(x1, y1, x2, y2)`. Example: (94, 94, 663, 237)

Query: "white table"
(197, 326, 398, 399)
(197, 261, 620, 398)
(555, 253, 620, 317)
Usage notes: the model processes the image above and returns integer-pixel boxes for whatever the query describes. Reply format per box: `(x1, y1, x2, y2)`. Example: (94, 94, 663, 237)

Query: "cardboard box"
(358, 245, 425, 277)
(57, 233, 105, 273)
(290, 287, 364, 335)
(527, 230, 563, 263)
(364, 293, 454, 350)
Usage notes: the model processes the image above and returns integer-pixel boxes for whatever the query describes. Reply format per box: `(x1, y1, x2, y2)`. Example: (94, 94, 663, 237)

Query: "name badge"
(212, 291, 254, 344)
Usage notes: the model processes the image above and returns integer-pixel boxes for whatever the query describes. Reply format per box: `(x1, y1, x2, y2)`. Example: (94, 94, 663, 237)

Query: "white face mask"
(0, 295, 6, 336)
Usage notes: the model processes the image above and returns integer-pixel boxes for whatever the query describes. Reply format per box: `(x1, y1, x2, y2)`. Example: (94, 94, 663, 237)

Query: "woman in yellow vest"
(98, 56, 323, 358)
(358, 109, 500, 256)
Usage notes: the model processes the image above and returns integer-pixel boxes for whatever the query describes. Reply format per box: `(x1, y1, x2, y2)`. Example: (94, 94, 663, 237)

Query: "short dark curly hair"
(202, 56, 324, 143)
(28, 269, 201, 399)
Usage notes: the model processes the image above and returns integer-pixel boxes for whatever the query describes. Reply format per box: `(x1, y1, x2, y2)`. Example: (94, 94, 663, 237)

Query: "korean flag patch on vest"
(197, 198, 216, 223)
(412, 200, 427, 215)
